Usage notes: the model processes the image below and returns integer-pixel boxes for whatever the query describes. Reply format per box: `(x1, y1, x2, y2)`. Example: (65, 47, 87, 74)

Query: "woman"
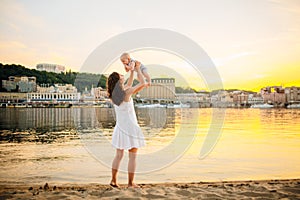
(107, 61, 146, 188)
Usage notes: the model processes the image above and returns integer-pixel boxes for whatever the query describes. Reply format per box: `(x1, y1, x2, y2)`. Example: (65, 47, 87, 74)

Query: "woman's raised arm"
(124, 70, 134, 89)
(126, 61, 146, 95)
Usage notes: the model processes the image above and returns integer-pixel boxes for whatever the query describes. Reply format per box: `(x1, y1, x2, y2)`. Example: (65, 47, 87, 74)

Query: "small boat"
(135, 104, 166, 108)
(181, 103, 191, 108)
(14, 104, 27, 108)
(94, 103, 112, 108)
(287, 104, 300, 108)
(54, 103, 72, 108)
(250, 103, 274, 108)
(5, 104, 27, 108)
(167, 103, 190, 108)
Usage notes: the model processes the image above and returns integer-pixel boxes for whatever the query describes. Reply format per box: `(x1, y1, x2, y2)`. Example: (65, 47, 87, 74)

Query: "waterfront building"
(248, 93, 264, 105)
(2, 79, 17, 91)
(210, 94, 218, 104)
(261, 86, 286, 105)
(92, 86, 107, 100)
(176, 92, 210, 107)
(81, 87, 94, 102)
(211, 90, 251, 107)
(285, 86, 300, 103)
(138, 78, 175, 100)
(210, 90, 233, 107)
(28, 84, 80, 102)
(74, 86, 107, 103)
(176, 93, 209, 102)
(219, 90, 234, 107)
(37, 84, 78, 93)
(36, 63, 65, 73)
(219, 90, 234, 103)
(27, 92, 80, 102)
(0, 92, 27, 103)
(232, 91, 249, 106)
(2, 76, 37, 92)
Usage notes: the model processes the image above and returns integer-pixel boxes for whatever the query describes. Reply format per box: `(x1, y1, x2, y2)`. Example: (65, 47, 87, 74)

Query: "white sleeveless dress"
(111, 98, 145, 150)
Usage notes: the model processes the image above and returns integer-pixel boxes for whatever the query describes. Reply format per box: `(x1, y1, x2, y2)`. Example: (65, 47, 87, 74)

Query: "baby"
(120, 52, 151, 86)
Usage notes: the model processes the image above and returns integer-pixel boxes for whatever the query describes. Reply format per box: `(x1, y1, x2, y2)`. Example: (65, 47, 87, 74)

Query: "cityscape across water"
(1, 73, 300, 109)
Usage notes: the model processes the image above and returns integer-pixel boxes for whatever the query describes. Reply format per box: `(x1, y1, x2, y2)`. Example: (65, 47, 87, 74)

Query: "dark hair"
(107, 72, 125, 106)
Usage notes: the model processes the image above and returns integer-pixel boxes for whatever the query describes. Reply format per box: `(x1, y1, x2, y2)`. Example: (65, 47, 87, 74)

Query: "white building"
(2, 76, 37, 92)
(36, 63, 65, 73)
(176, 93, 210, 103)
(27, 92, 80, 102)
(28, 84, 80, 102)
(37, 84, 77, 93)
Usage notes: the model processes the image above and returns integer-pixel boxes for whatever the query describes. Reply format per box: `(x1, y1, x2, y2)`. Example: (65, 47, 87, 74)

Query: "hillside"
(0, 63, 107, 93)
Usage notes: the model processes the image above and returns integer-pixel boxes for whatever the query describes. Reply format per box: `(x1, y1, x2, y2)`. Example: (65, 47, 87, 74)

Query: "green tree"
(0, 63, 107, 93)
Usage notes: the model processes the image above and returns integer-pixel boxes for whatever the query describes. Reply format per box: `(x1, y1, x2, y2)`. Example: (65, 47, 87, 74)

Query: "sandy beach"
(1, 179, 299, 199)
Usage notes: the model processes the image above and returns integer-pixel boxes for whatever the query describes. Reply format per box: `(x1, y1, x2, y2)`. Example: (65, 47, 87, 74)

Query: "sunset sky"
(0, 0, 299, 91)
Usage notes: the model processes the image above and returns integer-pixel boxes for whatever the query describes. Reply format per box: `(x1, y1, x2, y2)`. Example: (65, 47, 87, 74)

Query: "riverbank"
(1, 179, 299, 199)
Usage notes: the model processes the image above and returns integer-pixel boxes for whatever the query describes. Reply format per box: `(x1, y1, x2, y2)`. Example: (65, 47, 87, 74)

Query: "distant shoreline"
(1, 103, 300, 109)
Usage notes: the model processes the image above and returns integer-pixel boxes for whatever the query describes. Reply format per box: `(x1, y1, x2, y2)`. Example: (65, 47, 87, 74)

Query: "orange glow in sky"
(0, 0, 299, 91)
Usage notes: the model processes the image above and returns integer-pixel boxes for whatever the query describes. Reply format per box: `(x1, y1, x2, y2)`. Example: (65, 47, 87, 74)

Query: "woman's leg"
(111, 149, 124, 186)
(128, 148, 138, 187)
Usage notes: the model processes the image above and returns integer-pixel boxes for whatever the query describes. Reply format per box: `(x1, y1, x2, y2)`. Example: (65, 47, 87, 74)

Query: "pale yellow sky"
(0, 0, 299, 91)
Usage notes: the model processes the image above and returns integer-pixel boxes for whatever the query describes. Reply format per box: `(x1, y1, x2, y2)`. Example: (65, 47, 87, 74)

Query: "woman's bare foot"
(110, 181, 120, 188)
(128, 183, 140, 188)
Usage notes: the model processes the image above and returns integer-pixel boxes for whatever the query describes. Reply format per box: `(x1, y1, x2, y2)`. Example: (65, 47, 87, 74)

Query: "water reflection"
(0, 107, 176, 142)
(0, 108, 74, 132)
(0, 108, 300, 184)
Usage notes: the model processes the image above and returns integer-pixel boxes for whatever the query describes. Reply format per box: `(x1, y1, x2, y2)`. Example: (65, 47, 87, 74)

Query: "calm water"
(0, 107, 300, 185)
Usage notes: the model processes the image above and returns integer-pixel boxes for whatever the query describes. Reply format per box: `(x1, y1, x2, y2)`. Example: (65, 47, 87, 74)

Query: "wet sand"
(1, 179, 299, 199)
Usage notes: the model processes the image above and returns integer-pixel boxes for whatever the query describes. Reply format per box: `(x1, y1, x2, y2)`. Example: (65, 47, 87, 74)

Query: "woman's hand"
(124, 60, 145, 96)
